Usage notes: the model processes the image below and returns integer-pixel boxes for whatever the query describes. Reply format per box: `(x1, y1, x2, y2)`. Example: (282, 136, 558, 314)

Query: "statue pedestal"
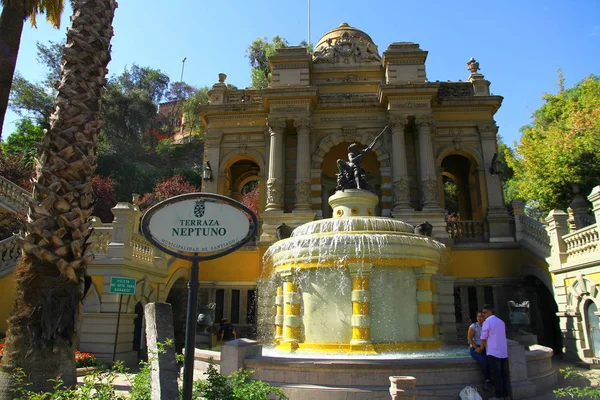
(329, 189, 379, 218)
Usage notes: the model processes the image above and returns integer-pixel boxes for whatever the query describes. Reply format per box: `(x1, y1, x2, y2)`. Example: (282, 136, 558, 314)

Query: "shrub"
(75, 350, 103, 369)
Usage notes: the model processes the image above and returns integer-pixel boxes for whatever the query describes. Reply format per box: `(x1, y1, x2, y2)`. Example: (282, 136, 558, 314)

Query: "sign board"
(140, 193, 258, 261)
(109, 276, 136, 295)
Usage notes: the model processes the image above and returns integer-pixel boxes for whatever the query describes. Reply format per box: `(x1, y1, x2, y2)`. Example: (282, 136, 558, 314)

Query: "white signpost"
(140, 193, 258, 400)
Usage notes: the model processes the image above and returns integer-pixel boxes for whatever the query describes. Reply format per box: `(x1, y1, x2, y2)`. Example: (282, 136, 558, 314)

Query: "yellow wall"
(447, 248, 523, 278)
(0, 275, 16, 333)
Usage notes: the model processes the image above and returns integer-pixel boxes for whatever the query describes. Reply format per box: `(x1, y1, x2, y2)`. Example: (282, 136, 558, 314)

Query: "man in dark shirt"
(218, 318, 237, 341)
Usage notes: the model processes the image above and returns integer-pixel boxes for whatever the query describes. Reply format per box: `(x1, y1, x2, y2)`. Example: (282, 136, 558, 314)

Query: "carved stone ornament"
(392, 179, 410, 203)
(266, 178, 284, 206)
(267, 117, 286, 132)
(295, 180, 312, 204)
(415, 115, 435, 129)
(389, 116, 409, 131)
(313, 33, 381, 64)
(293, 118, 311, 131)
(467, 57, 480, 74)
(421, 178, 438, 203)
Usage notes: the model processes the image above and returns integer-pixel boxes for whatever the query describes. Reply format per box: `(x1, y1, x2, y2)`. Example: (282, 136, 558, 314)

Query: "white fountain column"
(389, 116, 412, 213)
(415, 115, 441, 211)
(294, 118, 312, 212)
(279, 270, 301, 351)
(265, 118, 286, 212)
(416, 266, 439, 345)
(349, 264, 373, 347)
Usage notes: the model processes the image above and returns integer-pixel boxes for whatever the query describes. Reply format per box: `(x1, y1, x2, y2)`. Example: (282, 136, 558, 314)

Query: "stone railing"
(563, 224, 599, 261)
(0, 175, 29, 212)
(225, 91, 262, 104)
(131, 233, 154, 265)
(89, 224, 113, 258)
(446, 220, 486, 241)
(0, 236, 20, 277)
(512, 202, 551, 259)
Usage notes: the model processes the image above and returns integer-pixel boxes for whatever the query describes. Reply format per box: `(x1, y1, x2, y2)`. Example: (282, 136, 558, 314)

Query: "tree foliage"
(137, 175, 199, 211)
(241, 180, 260, 217)
(246, 36, 289, 89)
(0, 118, 44, 166)
(504, 74, 600, 213)
(91, 175, 117, 223)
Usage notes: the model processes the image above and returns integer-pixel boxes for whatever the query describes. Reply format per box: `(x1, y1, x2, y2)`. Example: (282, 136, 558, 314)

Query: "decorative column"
(203, 129, 223, 193)
(416, 267, 437, 344)
(545, 209, 569, 271)
(280, 270, 301, 351)
(294, 118, 312, 211)
(265, 118, 286, 212)
(274, 282, 284, 343)
(415, 115, 440, 210)
(349, 264, 373, 346)
(389, 116, 412, 213)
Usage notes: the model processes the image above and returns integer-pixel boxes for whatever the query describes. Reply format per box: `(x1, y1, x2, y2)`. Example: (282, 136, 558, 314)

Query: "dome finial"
(339, 22, 349, 27)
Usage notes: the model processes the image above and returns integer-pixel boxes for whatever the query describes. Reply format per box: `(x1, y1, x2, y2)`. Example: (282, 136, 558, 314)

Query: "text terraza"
(172, 219, 226, 237)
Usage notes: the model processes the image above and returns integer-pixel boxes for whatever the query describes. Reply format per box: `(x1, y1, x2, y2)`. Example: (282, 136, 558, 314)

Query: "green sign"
(109, 276, 136, 295)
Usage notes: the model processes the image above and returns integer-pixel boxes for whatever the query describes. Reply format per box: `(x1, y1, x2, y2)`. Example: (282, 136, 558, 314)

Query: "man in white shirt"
(476, 304, 510, 399)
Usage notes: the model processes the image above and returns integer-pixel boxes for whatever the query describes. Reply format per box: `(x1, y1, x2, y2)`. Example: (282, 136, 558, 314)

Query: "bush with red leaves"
(91, 175, 117, 223)
(137, 175, 199, 211)
(0, 149, 33, 191)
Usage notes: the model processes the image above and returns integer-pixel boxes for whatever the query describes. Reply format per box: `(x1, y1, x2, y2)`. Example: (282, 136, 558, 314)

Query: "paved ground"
(77, 357, 600, 399)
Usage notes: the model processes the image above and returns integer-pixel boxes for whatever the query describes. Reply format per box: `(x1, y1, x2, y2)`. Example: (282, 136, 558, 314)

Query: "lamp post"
(180, 57, 187, 82)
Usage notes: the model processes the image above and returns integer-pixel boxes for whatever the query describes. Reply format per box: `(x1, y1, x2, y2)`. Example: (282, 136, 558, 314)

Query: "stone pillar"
(434, 274, 458, 344)
(265, 118, 286, 212)
(144, 302, 178, 400)
(479, 124, 513, 242)
(221, 339, 263, 376)
(274, 283, 284, 343)
(349, 264, 373, 345)
(512, 200, 525, 242)
(389, 376, 417, 400)
(589, 186, 600, 238)
(545, 209, 569, 270)
(106, 202, 138, 260)
(280, 270, 301, 351)
(416, 267, 437, 342)
(389, 116, 412, 213)
(294, 118, 312, 211)
(415, 115, 440, 210)
(203, 129, 223, 193)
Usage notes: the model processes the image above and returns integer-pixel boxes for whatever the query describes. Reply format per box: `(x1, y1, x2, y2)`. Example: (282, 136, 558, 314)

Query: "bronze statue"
(276, 223, 294, 240)
(414, 221, 433, 237)
(336, 126, 388, 191)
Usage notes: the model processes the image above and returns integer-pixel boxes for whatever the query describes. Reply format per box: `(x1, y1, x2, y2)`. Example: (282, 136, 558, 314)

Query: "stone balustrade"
(90, 225, 113, 258)
(0, 175, 29, 212)
(512, 202, 551, 259)
(0, 236, 20, 277)
(563, 224, 599, 261)
(445, 220, 486, 241)
(131, 233, 155, 265)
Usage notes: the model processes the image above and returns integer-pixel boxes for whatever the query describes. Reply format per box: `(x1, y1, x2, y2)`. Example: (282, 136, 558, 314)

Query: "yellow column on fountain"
(416, 266, 439, 347)
(274, 283, 284, 343)
(349, 263, 375, 353)
(278, 270, 301, 351)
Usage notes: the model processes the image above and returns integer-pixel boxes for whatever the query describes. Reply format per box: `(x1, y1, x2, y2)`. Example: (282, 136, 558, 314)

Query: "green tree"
(0, 0, 65, 139)
(0, 118, 44, 166)
(0, 0, 117, 395)
(180, 86, 209, 136)
(246, 36, 289, 89)
(505, 74, 600, 214)
(8, 41, 64, 129)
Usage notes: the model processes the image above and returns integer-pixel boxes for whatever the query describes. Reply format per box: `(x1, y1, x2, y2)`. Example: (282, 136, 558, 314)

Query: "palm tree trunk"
(0, 0, 116, 397)
(0, 4, 26, 140)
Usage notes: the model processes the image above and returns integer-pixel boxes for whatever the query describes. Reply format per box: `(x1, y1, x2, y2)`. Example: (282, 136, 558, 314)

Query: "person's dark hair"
(481, 304, 494, 313)
(221, 318, 228, 323)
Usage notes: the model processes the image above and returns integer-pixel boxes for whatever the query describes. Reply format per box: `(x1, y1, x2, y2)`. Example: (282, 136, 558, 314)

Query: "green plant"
(75, 350, 104, 369)
(194, 362, 288, 400)
(554, 366, 600, 398)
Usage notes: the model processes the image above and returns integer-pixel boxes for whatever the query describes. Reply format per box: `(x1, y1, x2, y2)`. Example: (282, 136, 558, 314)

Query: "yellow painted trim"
(431, 283, 437, 293)
(276, 257, 436, 272)
(418, 302, 433, 314)
(286, 303, 300, 315)
(352, 277, 369, 291)
(286, 340, 443, 354)
(419, 325, 435, 337)
(432, 303, 439, 314)
(352, 327, 370, 341)
(353, 302, 369, 315)
(284, 326, 301, 340)
(417, 278, 432, 291)
(276, 287, 283, 296)
(275, 326, 283, 337)
(276, 305, 283, 316)
(277, 341, 299, 352)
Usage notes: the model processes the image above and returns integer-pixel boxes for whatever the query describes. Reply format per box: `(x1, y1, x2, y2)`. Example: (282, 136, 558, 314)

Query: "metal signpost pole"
(182, 255, 199, 400)
(112, 294, 123, 362)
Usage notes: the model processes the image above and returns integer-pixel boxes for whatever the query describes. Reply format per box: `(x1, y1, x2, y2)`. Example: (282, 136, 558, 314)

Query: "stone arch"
(521, 265, 554, 295)
(162, 267, 190, 302)
(125, 276, 157, 313)
(436, 144, 483, 168)
(566, 275, 600, 357)
(219, 148, 265, 175)
(311, 130, 389, 169)
(82, 283, 101, 313)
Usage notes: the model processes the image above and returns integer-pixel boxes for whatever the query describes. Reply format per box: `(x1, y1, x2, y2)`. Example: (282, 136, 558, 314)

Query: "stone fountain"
(264, 189, 446, 354)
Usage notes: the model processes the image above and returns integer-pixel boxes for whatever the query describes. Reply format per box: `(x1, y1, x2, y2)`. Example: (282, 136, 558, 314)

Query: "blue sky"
(3, 0, 599, 147)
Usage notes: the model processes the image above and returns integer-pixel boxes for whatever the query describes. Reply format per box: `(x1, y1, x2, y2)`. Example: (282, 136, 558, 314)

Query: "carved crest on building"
(313, 32, 381, 64)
